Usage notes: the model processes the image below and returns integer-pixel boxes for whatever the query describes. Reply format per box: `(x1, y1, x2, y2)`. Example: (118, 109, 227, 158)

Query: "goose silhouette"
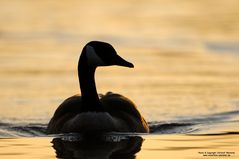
(47, 41, 149, 134)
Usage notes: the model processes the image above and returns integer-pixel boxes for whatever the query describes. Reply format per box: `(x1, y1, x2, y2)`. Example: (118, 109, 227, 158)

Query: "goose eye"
(86, 45, 105, 66)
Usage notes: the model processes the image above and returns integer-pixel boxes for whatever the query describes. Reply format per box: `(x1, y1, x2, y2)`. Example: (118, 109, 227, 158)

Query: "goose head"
(82, 41, 134, 68)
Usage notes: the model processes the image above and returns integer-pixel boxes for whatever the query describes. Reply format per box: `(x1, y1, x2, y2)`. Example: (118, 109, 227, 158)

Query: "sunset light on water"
(0, 0, 239, 158)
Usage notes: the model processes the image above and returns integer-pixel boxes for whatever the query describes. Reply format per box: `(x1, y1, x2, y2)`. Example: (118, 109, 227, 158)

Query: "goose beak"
(114, 55, 134, 68)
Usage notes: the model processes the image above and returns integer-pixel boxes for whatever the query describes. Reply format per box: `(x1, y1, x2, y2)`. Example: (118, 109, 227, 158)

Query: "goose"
(47, 41, 149, 134)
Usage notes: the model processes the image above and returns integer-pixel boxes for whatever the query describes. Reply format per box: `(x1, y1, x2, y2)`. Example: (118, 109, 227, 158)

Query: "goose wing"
(47, 95, 82, 133)
(100, 92, 149, 132)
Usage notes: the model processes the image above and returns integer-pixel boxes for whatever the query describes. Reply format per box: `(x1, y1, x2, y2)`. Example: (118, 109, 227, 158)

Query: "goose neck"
(78, 57, 102, 111)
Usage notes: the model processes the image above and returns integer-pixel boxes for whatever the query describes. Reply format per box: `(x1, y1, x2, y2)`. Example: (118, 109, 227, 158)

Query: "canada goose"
(47, 41, 149, 134)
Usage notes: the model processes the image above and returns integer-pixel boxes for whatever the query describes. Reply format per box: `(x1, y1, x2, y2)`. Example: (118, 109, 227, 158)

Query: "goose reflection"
(51, 135, 143, 159)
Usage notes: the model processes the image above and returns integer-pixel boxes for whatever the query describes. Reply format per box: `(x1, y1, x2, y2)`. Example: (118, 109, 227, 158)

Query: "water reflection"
(51, 135, 143, 159)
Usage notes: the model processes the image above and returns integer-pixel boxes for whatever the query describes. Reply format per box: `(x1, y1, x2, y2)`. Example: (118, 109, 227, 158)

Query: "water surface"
(0, 0, 239, 158)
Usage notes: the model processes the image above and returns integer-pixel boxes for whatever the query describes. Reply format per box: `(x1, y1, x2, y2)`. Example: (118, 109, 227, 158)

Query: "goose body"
(47, 41, 149, 134)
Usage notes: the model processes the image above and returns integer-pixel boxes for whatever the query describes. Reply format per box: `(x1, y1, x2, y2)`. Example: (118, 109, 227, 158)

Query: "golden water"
(0, 0, 239, 158)
(0, 135, 239, 159)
